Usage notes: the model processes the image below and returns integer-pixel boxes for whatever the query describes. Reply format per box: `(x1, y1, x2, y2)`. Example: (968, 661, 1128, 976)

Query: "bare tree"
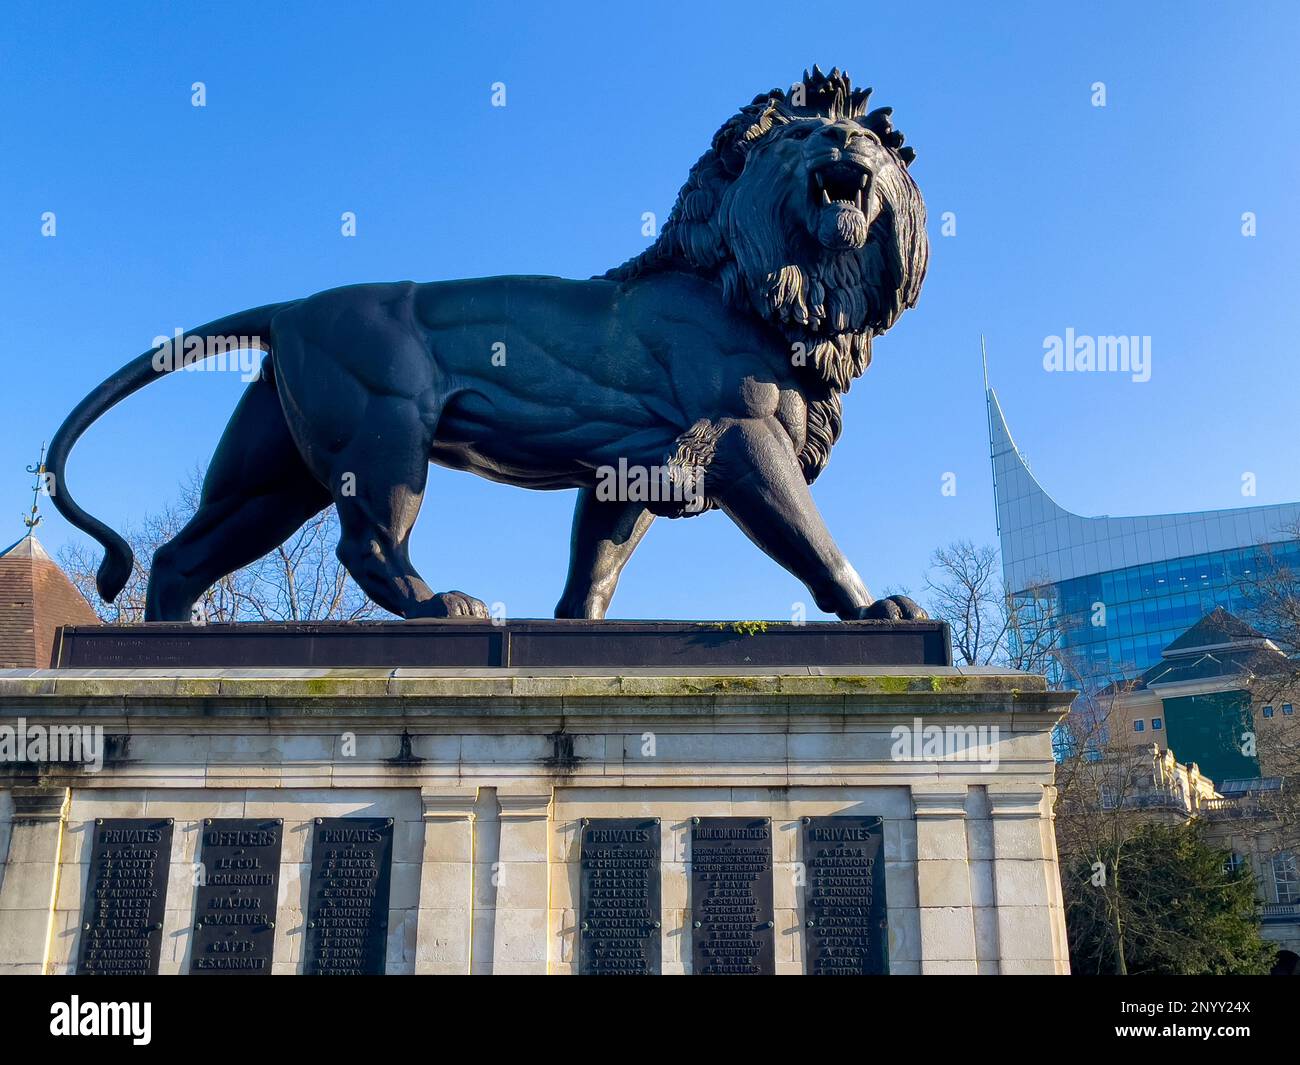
(922, 540, 1060, 674)
(1052, 682, 1152, 974)
(921, 540, 1266, 971)
(58, 468, 384, 623)
(1241, 521, 1300, 657)
(1221, 530, 1300, 858)
(1050, 676, 1276, 974)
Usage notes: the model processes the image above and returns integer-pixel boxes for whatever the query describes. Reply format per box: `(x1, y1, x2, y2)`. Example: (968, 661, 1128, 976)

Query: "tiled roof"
(0, 534, 99, 667)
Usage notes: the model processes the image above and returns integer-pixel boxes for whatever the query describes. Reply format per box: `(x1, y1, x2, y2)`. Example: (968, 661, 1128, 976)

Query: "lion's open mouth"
(810, 159, 874, 250)
(811, 160, 871, 212)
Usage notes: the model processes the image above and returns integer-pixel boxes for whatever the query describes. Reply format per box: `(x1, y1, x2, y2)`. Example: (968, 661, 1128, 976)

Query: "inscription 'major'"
(802, 815, 888, 975)
(77, 818, 173, 975)
(579, 817, 661, 974)
(690, 817, 775, 975)
(303, 817, 394, 975)
(190, 818, 283, 974)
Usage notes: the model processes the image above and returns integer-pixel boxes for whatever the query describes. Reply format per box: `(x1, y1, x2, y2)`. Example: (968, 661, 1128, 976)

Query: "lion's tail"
(46, 301, 295, 603)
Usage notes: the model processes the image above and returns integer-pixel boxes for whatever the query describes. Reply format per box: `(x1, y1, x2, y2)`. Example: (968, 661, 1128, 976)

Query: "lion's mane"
(605, 67, 929, 483)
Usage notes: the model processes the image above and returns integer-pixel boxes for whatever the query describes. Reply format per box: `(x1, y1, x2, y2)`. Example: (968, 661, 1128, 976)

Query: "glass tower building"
(987, 387, 1300, 688)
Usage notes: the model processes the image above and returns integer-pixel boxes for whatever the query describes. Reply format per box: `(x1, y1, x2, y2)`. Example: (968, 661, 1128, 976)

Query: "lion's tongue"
(818, 202, 868, 250)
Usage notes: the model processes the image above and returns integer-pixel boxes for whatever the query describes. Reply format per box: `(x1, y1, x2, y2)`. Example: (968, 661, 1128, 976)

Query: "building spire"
(981, 337, 1000, 536)
(22, 441, 47, 536)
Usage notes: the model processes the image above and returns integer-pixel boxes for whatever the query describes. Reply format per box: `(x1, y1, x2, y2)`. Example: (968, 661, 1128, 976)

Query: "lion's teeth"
(855, 189, 863, 209)
(822, 188, 831, 204)
(815, 172, 825, 189)
(859, 172, 869, 188)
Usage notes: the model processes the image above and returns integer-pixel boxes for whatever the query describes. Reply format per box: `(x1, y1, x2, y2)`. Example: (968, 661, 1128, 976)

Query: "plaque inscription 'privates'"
(690, 817, 775, 975)
(579, 817, 661, 974)
(303, 817, 394, 976)
(190, 818, 283, 974)
(77, 818, 173, 975)
(802, 815, 888, 975)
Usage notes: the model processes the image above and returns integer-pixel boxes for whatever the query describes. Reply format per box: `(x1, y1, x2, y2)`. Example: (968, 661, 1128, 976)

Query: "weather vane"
(22, 442, 47, 533)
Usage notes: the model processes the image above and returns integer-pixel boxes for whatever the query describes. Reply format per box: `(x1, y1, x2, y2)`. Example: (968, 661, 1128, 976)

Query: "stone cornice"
(11, 784, 69, 821)
(0, 668, 1072, 725)
(987, 786, 1047, 818)
(911, 784, 970, 819)
(421, 785, 480, 820)
(496, 786, 553, 820)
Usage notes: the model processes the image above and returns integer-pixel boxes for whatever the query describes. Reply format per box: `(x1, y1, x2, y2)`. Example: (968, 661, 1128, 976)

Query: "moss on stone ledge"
(0, 667, 1060, 708)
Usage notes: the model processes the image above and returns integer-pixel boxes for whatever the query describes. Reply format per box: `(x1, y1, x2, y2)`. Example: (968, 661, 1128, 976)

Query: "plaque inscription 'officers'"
(802, 815, 888, 975)
(77, 818, 174, 975)
(190, 818, 283, 974)
(303, 817, 394, 975)
(690, 817, 775, 975)
(579, 817, 661, 975)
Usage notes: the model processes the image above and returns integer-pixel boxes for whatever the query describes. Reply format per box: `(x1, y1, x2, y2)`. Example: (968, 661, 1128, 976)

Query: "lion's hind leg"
(145, 372, 332, 621)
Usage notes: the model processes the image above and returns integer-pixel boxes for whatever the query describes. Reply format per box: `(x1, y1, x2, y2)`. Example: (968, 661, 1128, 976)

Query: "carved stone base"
(0, 653, 1071, 974)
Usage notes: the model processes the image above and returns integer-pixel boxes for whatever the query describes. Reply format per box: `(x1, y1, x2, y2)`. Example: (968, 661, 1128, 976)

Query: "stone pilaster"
(0, 787, 69, 974)
(912, 784, 977, 974)
(1042, 785, 1070, 973)
(987, 785, 1060, 975)
(491, 787, 552, 974)
(415, 786, 478, 975)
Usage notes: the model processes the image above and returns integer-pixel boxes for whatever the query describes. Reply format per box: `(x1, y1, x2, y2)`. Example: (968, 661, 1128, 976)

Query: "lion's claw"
(855, 595, 928, 621)
(412, 590, 490, 620)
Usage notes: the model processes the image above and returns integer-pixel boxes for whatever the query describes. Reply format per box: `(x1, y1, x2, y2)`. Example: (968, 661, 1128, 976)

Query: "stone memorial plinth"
(0, 621, 1072, 975)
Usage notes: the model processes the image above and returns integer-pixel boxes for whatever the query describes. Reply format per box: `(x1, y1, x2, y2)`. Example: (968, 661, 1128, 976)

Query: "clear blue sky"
(2, 0, 1297, 620)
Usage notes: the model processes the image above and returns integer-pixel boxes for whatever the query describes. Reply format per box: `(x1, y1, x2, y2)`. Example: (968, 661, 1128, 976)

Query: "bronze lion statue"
(48, 66, 929, 622)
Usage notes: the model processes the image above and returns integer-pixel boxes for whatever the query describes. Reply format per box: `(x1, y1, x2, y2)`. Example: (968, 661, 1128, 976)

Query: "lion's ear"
(863, 105, 917, 167)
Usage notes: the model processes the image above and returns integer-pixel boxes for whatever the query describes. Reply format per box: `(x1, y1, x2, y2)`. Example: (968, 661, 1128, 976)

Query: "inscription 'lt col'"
(690, 817, 774, 975)
(77, 818, 173, 975)
(579, 817, 661, 975)
(303, 817, 394, 976)
(802, 815, 888, 975)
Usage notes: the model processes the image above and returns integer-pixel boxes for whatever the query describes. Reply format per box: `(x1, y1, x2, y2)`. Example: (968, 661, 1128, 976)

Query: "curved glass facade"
(1051, 544, 1300, 683)
(987, 388, 1300, 686)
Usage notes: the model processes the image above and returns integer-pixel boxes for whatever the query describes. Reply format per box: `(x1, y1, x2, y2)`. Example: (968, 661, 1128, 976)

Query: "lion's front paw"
(855, 595, 928, 621)
(410, 590, 491, 620)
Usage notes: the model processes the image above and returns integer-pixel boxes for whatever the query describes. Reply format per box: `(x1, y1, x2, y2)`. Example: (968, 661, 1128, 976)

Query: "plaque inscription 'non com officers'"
(77, 818, 173, 975)
(579, 817, 661, 975)
(802, 815, 888, 975)
(690, 817, 774, 975)
(303, 817, 394, 975)
(190, 818, 283, 974)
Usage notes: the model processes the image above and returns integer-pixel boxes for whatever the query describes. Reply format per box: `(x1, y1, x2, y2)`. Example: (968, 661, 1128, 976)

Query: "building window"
(1151, 717, 1163, 731)
(1284, 704, 1294, 716)
(1263, 705, 1275, 719)
(1273, 853, 1299, 905)
(1133, 720, 1145, 733)
(1225, 853, 1246, 877)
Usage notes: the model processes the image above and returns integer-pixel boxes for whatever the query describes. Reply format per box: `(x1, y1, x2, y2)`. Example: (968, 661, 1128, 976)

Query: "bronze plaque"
(190, 818, 283, 974)
(579, 817, 661, 975)
(802, 815, 888, 975)
(690, 816, 775, 975)
(303, 817, 394, 975)
(77, 817, 173, 975)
